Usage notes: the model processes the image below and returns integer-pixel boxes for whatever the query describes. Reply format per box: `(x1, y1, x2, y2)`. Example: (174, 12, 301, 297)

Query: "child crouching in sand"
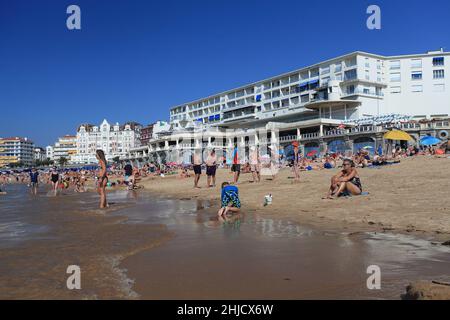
(218, 182, 241, 217)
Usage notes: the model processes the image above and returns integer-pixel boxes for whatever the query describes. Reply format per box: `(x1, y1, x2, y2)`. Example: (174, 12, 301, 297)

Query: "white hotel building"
(128, 49, 450, 162)
(73, 119, 142, 164)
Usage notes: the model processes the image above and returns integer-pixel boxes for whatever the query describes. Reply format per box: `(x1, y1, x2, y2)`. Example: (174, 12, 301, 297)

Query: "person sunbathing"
(324, 159, 362, 199)
(218, 182, 241, 217)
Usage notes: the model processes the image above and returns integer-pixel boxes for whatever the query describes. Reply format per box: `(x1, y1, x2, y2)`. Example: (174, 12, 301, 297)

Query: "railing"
(349, 126, 377, 134)
(400, 123, 421, 130)
(279, 135, 298, 142)
(300, 132, 320, 140)
(325, 129, 347, 137)
(342, 89, 384, 97)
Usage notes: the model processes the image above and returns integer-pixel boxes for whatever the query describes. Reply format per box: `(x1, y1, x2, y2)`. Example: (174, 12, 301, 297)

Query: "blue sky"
(0, 0, 449, 146)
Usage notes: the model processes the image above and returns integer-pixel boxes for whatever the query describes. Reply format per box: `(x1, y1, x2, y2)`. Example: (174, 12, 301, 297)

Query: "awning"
(309, 79, 319, 85)
(255, 94, 262, 101)
(208, 115, 214, 121)
(214, 114, 220, 120)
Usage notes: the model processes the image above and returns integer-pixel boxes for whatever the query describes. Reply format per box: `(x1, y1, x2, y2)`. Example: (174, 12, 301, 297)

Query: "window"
(344, 69, 357, 81)
(433, 69, 445, 79)
(363, 87, 370, 94)
(365, 70, 370, 80)
(390, 72, 401, 82)
(335, 73, 343, 81)
(301, 95, 309, 103)
(433, 57, 444, 66)
(433, 84, 445, 92)
(289, 74, 299, 82)
(310, 69, 319, 77)
(411, 59, 422, 68)
(346, 85, 355, 94)
(390, 86, 401, 94)
(334, 64, 342, 73)
(365, 58, 370, 68)
(390, 60, 401, 70)
(412, 85, 423, 93)
(321, 66, 330, 75)
(411, 71, 422, 80)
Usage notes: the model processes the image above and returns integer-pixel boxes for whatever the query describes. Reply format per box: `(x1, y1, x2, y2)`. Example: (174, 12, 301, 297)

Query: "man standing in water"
(29, 167, 39, 195)
(123, 161, 134, 190)
(96, 149, 108, 209)
(193, 149, 202, 188)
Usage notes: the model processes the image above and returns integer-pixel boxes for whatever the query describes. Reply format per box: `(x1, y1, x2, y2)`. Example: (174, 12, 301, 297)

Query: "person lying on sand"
(324, 159, 362, 199)
(218, 182, 241, 217)
(178, 168, 190, 179)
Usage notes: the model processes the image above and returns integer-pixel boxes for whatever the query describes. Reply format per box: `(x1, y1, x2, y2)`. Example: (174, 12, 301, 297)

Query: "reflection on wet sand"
(0, 185, 449, 300)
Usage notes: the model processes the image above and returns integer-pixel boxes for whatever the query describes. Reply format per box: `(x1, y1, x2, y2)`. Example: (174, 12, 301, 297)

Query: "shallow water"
(118, 193, 450, 299)
(0, 184, 449, 299)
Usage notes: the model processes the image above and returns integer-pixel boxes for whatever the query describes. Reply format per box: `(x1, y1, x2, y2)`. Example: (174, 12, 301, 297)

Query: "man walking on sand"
(249, 146, 260, 183)
(193, 150, 202, 188)
(206, 149, 217, 187)
(231, 143, 240, 184)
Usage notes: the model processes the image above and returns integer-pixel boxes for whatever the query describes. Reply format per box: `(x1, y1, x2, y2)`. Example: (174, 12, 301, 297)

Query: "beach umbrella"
(420, 136, 441, 146)
(383, 129, 413, 141)
(306, 150, 317, 157)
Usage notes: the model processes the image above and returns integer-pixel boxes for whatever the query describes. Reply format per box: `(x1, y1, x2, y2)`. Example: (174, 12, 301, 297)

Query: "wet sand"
(120, 195, 450, 299)
(0, 186, 173, 299)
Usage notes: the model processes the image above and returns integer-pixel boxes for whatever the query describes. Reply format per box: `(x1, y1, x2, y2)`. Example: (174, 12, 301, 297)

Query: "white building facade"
(169, 49, 449, 127)
(73, 119, 142, 164)
(52, 135, 77, 163)
(0, 137, 35, 167)
(125, 49, 449, 164)
(46, 146, 54, 161)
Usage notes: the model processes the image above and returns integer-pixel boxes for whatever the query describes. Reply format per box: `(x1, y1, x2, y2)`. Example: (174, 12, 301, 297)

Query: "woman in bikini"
(324, 159, 362, 199)
(50, 167, 59, 195)
(96, 149, 108, 209)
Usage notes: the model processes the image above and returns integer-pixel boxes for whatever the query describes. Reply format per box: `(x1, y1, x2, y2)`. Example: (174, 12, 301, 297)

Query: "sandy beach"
(139, 156, 450, 240)
(1, 156, 449, 300)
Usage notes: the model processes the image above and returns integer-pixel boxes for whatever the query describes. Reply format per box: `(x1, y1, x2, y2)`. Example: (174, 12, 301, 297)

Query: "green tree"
(58, 157, 68, 167)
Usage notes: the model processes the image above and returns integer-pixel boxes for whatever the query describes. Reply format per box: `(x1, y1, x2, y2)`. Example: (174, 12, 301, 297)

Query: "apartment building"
(73, 119, 142, 164)
(0, 137, 35, 167)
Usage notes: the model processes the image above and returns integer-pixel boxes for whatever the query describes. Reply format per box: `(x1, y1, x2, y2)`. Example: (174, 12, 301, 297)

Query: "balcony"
(324, 129, 347, 137)
(348, 126, 377, 134)
(341, 89, 384, 98)
(400, 123, 421, 130)
(300, 132, 320, 140)
(279, 135, 298, 142)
